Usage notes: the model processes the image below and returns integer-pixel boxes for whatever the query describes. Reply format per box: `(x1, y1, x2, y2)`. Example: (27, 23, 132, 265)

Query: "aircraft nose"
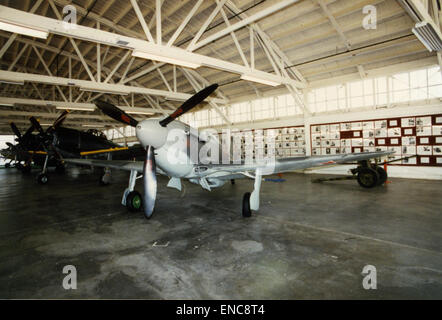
(136, 120, 168, 149)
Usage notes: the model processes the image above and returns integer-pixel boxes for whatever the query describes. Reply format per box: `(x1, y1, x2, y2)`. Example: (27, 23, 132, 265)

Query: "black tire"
(230, 179, 235, 185)
(55, 164, 65, 174)
(15, 163, 23, 171)
(21, 164, 32, 174)
(37, 173, 49, 185)
(5, 163, 10, 168)
(357, 167, 378, 188)
(375, 166, 388, 185)
(126, 191, 142, 212)
(242, 192, 252, 218)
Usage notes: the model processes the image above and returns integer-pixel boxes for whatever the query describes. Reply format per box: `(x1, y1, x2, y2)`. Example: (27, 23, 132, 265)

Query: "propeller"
(95, 84, 219, 218)
(94, 100, 138, 127)
(10, 122, 22, 140)
(159, 84, 218, 127)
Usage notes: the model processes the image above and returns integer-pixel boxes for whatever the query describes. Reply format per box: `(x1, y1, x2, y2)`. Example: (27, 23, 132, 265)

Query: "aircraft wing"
(197, 150, 395, 180)
(64, 158, 144, 172)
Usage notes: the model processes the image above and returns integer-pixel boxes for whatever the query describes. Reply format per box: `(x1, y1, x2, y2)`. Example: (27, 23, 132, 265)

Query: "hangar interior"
(0, 0, 441, 299)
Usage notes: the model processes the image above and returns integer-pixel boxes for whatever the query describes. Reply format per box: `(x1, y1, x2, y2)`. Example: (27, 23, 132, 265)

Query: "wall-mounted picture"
(375, 120, 387, 128)
(417, 146, 432, 155)
(375, 128, 387, 137)
(401, 117, 416, 127)
(416, 117, 431, 126)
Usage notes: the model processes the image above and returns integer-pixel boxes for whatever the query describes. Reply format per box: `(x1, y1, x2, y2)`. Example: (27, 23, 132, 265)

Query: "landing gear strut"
(36, 153, 49, 185)
(242, 169, 262, 218)
(122, 170, 142, 212)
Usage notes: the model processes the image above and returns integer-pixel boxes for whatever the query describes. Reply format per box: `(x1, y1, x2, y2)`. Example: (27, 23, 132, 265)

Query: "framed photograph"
(375, 128, 387, 137)
(432, 126, 442, 136)
(433, 146, 442, 155)
(402, 156, 417, 165)
(436, 137, 442, 144)
(363, 130, 374, 138)
(419, 137, 429, 144)
(364, 139, 375, 147)
(402, 146, 416, 154)
(420, 157, 430, 164)
(416, 126, 432, 136)
(416, 117, 431, 126)
(353, 148, 362, 153)
(389, 120, 398, 127)
(378, 139, 386, 145)
(341, 123, 352, 131)
(390, 138, 399, 145)
(353, 131, 361, 137)
(388, 128, 401, 137)
(375, 120, 387, 129)
(436, 117, 442, 124)
(363, 121, 374, 129)
(403, 128, 413, 135)
(437, 157, 442, 164)
(401, 117, 415, 127)
(352, 122, 362, 130)
(391, 146, 402, 155)
(352, 138, 363, 146)
(417, 146, 432, 155)
(402, 136, 416, 145)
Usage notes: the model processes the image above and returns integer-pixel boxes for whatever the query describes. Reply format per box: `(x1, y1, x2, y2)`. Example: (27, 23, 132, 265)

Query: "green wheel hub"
(132, 195, 141, 209)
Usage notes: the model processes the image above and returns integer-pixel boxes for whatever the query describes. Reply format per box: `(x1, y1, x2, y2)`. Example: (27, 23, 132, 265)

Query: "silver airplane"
(64, 84, 393, 219)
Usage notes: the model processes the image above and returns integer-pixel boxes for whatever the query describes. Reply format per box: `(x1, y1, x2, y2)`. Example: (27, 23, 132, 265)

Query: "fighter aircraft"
(64, 84, 393, 219)
(5, 112, 144, 184)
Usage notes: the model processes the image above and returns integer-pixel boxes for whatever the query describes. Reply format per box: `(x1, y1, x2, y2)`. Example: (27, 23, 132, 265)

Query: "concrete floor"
(0, 166, 441, 299)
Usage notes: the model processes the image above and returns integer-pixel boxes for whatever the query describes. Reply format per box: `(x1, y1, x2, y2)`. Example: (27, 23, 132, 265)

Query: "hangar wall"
(216, 102, 442, 180)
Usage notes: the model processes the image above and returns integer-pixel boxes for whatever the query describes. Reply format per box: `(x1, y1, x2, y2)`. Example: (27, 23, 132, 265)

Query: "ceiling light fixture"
(56, 106, 95, 112)
(132, 50, 201, 69)
(412, 21, 442, 52)
(0, 21, 48, 39)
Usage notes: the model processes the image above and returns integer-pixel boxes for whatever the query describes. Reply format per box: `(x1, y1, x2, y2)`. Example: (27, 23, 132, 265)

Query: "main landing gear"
(351, 160, 388, 188)
(122, 170, 143, 213)
(241, 169, 262, 218)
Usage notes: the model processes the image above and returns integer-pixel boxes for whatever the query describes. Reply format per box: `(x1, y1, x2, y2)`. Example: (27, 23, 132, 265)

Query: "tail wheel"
(357, 167, 378, 188)
(126, 191, 142, 212)
(99, 173, 110, 186)
(242, 192, 252, 218)
(375, 166, 388, 185)
(37, 173, 49, 185)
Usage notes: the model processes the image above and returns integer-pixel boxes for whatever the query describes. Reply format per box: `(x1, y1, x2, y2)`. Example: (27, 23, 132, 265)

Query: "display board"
(221, 126, 306, 159)
(310, 114, 442, 166)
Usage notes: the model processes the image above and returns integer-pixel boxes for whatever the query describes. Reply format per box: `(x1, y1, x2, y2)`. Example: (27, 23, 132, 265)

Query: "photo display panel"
(221, 125, 306, 160)
(310, 114, 442, 166)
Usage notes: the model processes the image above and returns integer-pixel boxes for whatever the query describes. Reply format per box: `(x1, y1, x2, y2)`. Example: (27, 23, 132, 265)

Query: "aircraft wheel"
(55, 164, 65, 174)
(15, 163, 23, 171)
(37, 173, 49, 185)
(21, 164, 32, 174)
(242, 192, 252, 218)
(375, 166, 388, 185)
(230, 179, 235, 185)
(357, 167, 378, 188)
(5, 163, 10, 168)
(126, 191, 142, 212)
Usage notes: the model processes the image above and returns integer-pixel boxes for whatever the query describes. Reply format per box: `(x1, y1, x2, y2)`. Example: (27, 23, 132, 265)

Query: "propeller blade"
(159, 83, 218, 127)
(6, 142, 13, 148)
(10, 122, 22, 139)
(22, 123, 35, 139)
(143, 145, 157, 218)
(95, 100, 138, 127)
(50, 110, 70, 131)
(29, 117, 45, 135)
